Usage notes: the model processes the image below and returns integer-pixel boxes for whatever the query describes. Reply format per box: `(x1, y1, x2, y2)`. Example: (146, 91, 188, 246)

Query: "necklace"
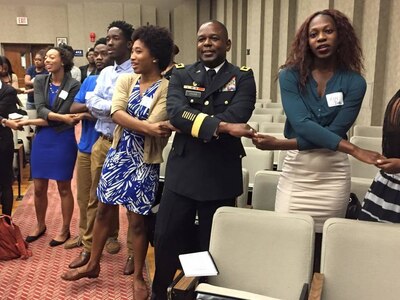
(49, 83, 59, 94)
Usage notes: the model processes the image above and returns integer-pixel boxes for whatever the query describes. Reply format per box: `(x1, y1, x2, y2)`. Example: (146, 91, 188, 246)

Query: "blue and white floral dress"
(97, 79, 161, 215)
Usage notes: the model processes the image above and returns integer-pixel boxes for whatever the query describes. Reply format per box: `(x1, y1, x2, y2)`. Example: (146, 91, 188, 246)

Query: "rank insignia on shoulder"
(175, 63, 185, 69)
(240, 66, 251, 72)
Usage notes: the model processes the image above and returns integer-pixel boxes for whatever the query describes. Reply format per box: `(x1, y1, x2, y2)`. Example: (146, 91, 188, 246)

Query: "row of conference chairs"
(190, 206, 400, 300)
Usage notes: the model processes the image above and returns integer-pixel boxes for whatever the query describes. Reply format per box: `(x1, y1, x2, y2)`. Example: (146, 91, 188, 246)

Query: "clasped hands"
(62, 112, 97, 125)
(11, 113, 90, 129)
(147, 120, 180, 138)
(226, 125, 279, 150)
(355, 148, 400, 174)
(251, 133, 400, 174)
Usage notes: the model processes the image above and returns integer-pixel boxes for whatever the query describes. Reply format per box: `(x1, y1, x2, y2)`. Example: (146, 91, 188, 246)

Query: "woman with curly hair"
(252, 9, 383, 269)
(61, 25, 174, 299)
(18, 46, 80, 246)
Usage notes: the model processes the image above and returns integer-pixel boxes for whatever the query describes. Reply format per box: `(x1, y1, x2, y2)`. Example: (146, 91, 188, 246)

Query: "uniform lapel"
(187, 62, 207, 96)
(203, 62, 233, 99)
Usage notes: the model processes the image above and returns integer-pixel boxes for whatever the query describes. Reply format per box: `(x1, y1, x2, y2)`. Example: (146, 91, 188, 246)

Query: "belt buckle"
(101, 134, 113, 142)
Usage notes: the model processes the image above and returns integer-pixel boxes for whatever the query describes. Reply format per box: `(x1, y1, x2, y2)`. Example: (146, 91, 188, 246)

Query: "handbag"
(345, 193, 361, 220)
(0, 215, 32, 260)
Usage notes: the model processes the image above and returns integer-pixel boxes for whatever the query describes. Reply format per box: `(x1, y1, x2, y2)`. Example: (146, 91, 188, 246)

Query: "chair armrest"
(167, 270, 199, 300)
(308, 273, 324, 300)
(196, 283, 281, 300)
(299, 283, 309, 300)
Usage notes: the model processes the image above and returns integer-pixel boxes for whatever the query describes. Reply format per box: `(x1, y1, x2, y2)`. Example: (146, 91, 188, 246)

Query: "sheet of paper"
(8, 113, 24, 120)
(179, 251, 218, 277)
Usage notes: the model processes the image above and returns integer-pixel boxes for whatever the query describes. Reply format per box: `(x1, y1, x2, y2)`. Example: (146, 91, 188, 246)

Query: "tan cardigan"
(111, 73, 169, 164)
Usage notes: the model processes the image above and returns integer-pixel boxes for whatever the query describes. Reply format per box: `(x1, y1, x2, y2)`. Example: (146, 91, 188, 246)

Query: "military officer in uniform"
(151, 20, 257, 299)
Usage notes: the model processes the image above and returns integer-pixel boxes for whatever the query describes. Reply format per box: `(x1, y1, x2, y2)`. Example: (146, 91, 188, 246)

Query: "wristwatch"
(1, 118, 7, 127)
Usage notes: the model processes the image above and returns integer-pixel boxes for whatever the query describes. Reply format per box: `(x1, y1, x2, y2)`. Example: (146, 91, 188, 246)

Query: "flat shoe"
(49, 232, 71, 247)
(26, 227, 47, 243)
(61, 265, 100, 281)
(123, 255, 134, 275)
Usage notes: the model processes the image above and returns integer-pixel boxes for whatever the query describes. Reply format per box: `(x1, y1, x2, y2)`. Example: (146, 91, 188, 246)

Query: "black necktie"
(207, 69, 216, 85)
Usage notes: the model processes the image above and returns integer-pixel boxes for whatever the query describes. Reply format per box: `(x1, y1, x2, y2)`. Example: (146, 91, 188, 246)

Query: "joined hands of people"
(219, 122, 256, 138)
(62, 114, 81, 126)
(5, 119, 25, 131)
(71, 112, 95, 121)
(145, 120, 177, 138)
(375, 158, 400, 174)
(14, 118, 29, 130)
(352, 147, 385, 165)
(252, 133, 277, 150)
(14, 113, 81, 129)
(357, 149, 400, 173)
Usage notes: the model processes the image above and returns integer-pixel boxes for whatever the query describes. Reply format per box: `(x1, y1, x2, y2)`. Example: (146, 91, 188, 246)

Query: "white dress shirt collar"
(204, 61, 225, 74)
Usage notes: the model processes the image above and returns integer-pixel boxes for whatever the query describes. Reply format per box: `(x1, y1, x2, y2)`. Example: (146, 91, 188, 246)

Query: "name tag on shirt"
(59, 90, 69, 100)
(326, 92, 344, 107)
(141, 95, 153, 109)
(185, 90, 202, 98)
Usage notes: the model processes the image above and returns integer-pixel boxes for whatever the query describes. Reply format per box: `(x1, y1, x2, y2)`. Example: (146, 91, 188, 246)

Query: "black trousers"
(151, 187, 235, 300)
(313, 233, 322, 273)
(0, 129, 14, 216)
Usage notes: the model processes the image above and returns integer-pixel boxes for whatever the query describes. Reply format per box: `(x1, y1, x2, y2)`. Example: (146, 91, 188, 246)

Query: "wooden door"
(3, 43, 52, 88)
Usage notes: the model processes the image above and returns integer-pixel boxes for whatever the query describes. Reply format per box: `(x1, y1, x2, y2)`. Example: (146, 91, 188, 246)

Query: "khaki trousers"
(82, 137, 133, 254)
(76, 151, 91, 238)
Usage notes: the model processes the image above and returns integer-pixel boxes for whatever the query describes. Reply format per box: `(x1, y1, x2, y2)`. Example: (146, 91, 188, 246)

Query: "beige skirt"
(275, 149, 350, 232)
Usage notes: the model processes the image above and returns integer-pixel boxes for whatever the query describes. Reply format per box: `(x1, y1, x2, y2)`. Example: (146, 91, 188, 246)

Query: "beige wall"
(1, 0, 398, 125)
(0, 4, 68, 45)
(202, 0, 399, 126)
(0, 2, 169, 66)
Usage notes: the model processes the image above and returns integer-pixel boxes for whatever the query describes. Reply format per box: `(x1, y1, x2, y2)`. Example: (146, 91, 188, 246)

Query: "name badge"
(185, 90, 202, 98)
(59, 90, 69, 100)
(141, 95, 153, 108)
(326, 92, 344, 107)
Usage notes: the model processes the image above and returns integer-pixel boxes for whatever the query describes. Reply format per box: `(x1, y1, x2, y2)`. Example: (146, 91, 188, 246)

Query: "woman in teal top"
(280, 68, 367, 151)
(252, 9, 383, 271)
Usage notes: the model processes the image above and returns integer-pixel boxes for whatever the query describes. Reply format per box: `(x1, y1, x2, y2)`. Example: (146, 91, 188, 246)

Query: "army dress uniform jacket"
(165, 60, 256, 201)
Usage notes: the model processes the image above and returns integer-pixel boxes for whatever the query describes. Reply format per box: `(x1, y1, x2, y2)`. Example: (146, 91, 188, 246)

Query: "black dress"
(359, 89, 400, 222)
(0, 82, 19, 216)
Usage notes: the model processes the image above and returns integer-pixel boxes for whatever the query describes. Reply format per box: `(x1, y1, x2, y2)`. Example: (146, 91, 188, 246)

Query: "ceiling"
(0, 0, 187, 9)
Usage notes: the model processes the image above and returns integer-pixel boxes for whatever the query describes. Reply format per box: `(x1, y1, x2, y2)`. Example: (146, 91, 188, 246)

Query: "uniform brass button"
(204, 100, 209, 106)
(224, 100, 229, 105)
(190, 99, 194, 103)
(239, 155, 243, 158)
